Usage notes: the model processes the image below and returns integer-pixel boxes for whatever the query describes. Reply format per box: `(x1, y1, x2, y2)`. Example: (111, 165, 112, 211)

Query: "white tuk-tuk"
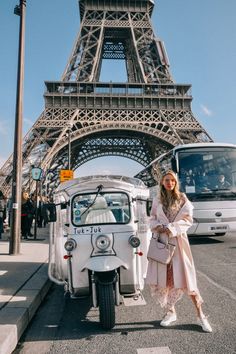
(48, 175, 151, 329)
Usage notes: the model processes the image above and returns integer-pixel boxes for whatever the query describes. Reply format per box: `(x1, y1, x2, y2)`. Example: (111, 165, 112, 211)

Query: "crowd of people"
(0, 189, 50, 240)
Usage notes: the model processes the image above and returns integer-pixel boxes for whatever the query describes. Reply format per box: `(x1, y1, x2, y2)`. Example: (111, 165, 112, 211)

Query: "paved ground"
(0, 226, 51, 354)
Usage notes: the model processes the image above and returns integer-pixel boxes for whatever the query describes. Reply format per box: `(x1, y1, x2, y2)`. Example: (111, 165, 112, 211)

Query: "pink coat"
(146, 198, 203, 303)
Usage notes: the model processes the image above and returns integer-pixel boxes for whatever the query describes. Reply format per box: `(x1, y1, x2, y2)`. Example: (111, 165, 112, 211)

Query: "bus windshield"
(178, 147, 236, 201)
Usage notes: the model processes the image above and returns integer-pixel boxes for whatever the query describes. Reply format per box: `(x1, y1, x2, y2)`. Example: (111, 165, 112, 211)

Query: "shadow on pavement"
(189, 236, 224, 245)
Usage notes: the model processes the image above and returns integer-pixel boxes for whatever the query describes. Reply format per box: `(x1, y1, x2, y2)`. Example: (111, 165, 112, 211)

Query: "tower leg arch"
(41, 128, 174, 192)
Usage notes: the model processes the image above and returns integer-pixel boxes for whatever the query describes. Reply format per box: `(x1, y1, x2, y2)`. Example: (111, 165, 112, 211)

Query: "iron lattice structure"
(0, 0, 212, 196)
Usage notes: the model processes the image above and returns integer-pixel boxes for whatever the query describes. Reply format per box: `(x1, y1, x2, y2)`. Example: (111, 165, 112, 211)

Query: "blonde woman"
(146, 170, 212, 332)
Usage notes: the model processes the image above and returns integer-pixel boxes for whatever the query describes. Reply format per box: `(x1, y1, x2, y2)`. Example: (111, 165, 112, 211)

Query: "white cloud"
(200, 104, 213, 117)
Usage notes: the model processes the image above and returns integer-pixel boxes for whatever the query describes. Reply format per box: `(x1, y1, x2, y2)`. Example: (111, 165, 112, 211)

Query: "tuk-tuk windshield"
(72, 192, 131, 226)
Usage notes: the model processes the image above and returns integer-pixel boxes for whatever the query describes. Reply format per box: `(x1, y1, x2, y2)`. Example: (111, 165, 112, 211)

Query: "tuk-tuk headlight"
(96, 235, 110, 250)
(64, 238, 77, 252)
(129, 235, 140, 248)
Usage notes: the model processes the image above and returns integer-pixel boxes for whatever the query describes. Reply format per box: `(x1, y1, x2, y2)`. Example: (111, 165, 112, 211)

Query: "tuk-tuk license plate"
(209, 225, 228, 231)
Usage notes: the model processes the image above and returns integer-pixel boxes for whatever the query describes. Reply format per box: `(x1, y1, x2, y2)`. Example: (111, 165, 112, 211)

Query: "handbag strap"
(152, 233, 159, 240)
(152, 232, 172, 246)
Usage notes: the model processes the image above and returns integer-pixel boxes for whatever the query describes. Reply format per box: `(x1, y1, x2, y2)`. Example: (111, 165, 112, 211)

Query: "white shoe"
(197, 315, 212, 333)
(160, 311, 177, 327)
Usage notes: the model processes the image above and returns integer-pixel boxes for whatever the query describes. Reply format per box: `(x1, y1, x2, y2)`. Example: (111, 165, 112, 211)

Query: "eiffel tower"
(0, 0, 212, 196)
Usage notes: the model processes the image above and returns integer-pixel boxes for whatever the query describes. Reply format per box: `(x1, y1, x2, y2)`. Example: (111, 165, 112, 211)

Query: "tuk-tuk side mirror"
(46, 203, 57, 222)
(146, 199, 153, 217)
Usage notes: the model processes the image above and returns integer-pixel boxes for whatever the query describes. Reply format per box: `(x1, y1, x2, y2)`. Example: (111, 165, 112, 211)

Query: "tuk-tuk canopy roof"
(55, 175, 148, 198)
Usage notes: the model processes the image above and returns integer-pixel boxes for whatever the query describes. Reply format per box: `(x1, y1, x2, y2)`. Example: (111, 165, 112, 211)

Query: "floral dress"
(147, 195, 192, 310)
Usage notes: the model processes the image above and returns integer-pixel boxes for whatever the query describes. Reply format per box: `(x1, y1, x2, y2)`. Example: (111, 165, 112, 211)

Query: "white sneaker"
(160, 311, 177, 327)
(197, 315, 212, 333)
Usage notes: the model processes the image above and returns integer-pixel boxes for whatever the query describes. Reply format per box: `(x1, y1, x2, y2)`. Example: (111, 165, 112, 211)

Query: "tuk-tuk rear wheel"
(98, 283, 115, 329)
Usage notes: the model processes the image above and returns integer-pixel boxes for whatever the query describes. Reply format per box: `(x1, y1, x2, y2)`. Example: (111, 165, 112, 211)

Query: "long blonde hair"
(159, 170, 182, 209)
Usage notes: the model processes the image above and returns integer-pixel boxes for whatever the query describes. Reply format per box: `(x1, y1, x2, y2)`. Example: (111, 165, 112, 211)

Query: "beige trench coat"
(146, 197, 203, 303)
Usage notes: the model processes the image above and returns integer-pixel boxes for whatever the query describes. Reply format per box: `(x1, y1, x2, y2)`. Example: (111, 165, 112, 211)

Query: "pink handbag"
(147, 235, 176, 265)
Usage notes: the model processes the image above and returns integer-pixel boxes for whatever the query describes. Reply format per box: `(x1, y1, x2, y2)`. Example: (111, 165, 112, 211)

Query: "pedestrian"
(41, 196, 49, 227)
(21, 191, 34, 239)
(146, 170, 212, 332)
(28, 193, 36, 235)
(37, 196, 43, 228)
(7, 197, 12, 227)
(0, 190, 7, 239)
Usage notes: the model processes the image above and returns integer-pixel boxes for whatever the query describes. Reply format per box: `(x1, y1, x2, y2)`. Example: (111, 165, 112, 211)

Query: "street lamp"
(9, 0, 27, 255)
(67, 122, 73, 170)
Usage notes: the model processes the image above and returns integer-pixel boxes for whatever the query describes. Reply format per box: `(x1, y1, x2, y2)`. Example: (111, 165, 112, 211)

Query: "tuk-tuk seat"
(85, 196, 116, 224)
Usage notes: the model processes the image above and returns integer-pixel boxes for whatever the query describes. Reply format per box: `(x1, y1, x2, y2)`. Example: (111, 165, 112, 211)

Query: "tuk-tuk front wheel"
(98, 282, 115, 329)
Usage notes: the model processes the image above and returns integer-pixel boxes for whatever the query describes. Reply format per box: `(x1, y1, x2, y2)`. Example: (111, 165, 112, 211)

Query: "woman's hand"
(155, 225, 170, 234)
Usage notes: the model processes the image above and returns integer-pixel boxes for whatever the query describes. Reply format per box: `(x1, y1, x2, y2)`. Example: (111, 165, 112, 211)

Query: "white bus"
(135, 143, 236, 236)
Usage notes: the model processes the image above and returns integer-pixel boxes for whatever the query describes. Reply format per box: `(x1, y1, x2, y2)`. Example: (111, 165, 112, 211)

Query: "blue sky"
(0, 0, 236, 177)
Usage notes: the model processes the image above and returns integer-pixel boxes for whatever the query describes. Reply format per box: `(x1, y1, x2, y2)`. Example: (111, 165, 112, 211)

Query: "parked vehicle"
(135, 143, 236, 237)
(47, 175, 151, 329)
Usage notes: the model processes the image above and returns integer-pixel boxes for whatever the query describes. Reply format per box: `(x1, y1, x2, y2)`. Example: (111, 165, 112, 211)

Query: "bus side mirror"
(46, 203, 57, 222)
(171, 157, 177, 172)
(146, 199, 153, 217)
